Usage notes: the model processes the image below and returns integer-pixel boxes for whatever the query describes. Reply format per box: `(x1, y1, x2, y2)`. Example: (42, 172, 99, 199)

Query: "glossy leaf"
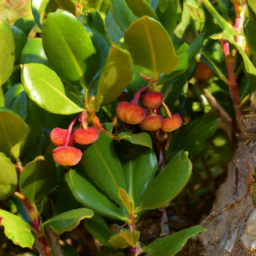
(22, 63, 84, 114)
(95, 45, 132, 109)
(84, 214, 113, 246)
(13, 18, 35, 36)
(109, 0, 137, 31)
(44, 208, 93, 235)
(11, 26, 27, 64)
(144, 226, 206, 255)
(0, 153, 18, 200)
(0, 108, 30, 159)
(81, 133, 126, 205)
(66, 169, 128, 221)
(5, 83, 27, 119)
(122, 146, 157, 207)
(125, 0, 158, 19)
(0, 210, 34, 248)
(124, 16, 178, 76)
(19, 155, 57, 203)
(135, 151, 192, 212)
(118, 188, 133, 214)
(116, 132, 152, 148)
(167, 116, 220, 160)
(0, 21, 15, 85)
(42, 12, 95, 83)
(31, 0, 49, 28)
(21, 38, 50, 67)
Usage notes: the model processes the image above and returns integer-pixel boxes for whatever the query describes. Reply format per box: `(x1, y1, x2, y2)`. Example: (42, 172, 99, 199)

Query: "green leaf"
(108, 233, 130, 248)
(44, 208, 93, 235)
(125, 0, 158, 19)
(21, 38, 50, 67)
(124, 16, 178, 77)
(248, 0, 256, 17)
(120, 229, 140, 247)
(19, 155, 57, 204)
(167, 116, 220, 160)
(135, 151, 192, 212)
(109, 0, 137, 31)
(116, 132, 152, 148)
(22, 63, 84, 114)
(122, 146, 157, 207)
(0, 210, 34, 248)
(0, 86, 4, 107)
(11, 26, 27, 65)
(0, 153, 18, 200)
(0, 21, 15, 85)
(84, 214, 113, 247)
(144, 226, 206, 255)
(5, 83, 27, 119)
(81, 132, 127, 205)
(13, 18, 35, 37)
(31, 0, 49, 28)
(95, 45, 133, 110)
(0, 108, 30, 159)
(42, 12, 95, 84)
(53, 0, 76, 15)
(118, 188, 134, 214)
(66, 169, 128, 221)
(105, 11, 124, 44)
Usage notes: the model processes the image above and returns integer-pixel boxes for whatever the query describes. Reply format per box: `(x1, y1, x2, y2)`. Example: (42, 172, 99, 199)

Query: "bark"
(178, 124, 256, 255)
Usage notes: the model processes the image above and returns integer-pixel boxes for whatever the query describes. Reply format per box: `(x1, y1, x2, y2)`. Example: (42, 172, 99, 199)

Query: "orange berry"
(194, 62, 214, 82)
(142, 92, 163, 109)
(161, 114, 182, 132)
(140, 115, 162, 131)
(73, 127, 99, 145)
(52, 146, 82, 166)
(116, 101, 146, 124)
(50, 128, 74, 146)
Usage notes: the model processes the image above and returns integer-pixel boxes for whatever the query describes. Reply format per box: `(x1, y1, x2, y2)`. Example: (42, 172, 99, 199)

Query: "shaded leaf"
(135, 151, 192, 212)
(85, 214, 113, 247)
(167, 116, 220, 160)
(22, 63, 84, 114)
(42, 12, 95, 84)
(0, 21, 15, 85)
(66, 169, 128, 221)
(19, 155, 57, 203)
(124, 16, 178, 76)
(108, 233, 130, 248)
(95, 45, 132, 110)
(11, 26, 27, 65)
(109, 0, 137, 31)
(120, 229, 140, 247)
(0, 108, 30, 159)
(81, 133, 126, 205)
(0, 153, 18, 200)
(13, 18, 35, 36)
(31, 0, 49, 28)
(44, 208, 93, 235)
(54, 0, 76, 15)
(0, 210, 34, 248)
(144, 226, 206, 255)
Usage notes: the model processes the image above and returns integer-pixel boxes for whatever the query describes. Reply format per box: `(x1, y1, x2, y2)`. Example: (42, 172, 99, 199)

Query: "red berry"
(50, 128, 74, 146)
(73, 127, 99, 145)
(116, 101, 146, 124)
(140, 115, 162, 131)
(194, 62, 213, 82)
(142, 92, 163, 109)
(52, 146, 82, 166)
(161, 114, 182, 132)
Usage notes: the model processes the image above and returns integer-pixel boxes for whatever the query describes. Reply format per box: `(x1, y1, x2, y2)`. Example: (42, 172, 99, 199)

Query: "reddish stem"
(64, 117, 77, 146)
(131, 86, 148, 104)
(220, 40, 241, 121)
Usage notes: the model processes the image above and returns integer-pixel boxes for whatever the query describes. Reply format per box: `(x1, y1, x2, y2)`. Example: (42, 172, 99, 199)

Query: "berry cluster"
(116, 88, 182, 133)
(50, 117, 99, 166)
